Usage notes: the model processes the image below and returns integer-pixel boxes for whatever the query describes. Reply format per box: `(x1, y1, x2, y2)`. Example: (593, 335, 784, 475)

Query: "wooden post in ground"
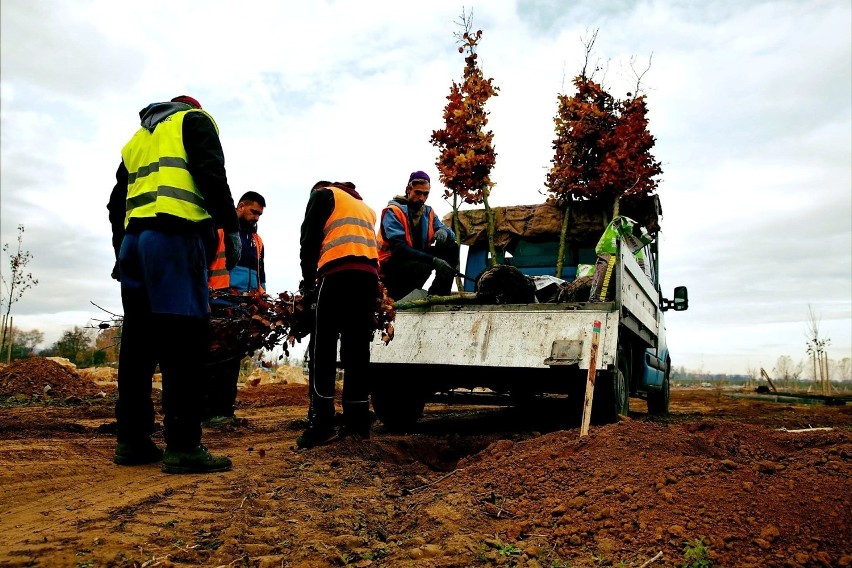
(580, 320, 602, 437)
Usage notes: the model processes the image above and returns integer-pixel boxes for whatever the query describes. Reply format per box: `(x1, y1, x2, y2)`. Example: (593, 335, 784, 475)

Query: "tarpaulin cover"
(441, 200, 610, 248)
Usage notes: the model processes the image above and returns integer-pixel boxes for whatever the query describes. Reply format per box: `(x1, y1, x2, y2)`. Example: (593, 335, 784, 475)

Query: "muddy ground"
(0, 359, 850, 567)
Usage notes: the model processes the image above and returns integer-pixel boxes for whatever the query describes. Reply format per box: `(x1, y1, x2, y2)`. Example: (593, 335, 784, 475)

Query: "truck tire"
(647, 361, 670, 415)
(370, 369, 426, 431)
(592, 347, 629, 424)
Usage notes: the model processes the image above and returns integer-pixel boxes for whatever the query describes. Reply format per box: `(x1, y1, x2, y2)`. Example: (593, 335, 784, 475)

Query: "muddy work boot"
(295, 425, 338, 449)
(161, 445, 232, 474)
(201, 415, 238, 428)
(339, 424, 371, 441)
(114, 438, 163, 465)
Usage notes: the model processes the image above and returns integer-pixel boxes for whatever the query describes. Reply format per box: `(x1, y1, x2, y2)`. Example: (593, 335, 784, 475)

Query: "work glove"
(432, 256, 456, 278)
(434, 227, 451, 246)
(298, 280, 318, 309)
(111, 260, 120, 282)
(225, 231, 242, 271)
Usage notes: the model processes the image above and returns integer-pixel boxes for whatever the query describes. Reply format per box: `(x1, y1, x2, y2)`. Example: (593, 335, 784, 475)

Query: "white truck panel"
(618, 246, 660, 337)
(370, 306, 619, 370)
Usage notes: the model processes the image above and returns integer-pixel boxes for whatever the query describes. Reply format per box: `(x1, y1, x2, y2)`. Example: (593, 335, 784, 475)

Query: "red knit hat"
(171, 95, 202, 109)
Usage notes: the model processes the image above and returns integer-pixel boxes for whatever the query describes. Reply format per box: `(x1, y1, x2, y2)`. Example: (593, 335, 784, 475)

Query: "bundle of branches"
(374, 283, 396, 345)
(208, 289, 300, 364)
(208, 283, 396, 365)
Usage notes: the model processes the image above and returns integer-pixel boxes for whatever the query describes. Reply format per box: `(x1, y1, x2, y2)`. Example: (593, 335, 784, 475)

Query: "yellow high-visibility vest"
(121, 109, 216, 227)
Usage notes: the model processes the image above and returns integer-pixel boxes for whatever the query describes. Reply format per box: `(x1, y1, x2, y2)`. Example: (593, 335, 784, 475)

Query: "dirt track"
(0, 364, 850, 567)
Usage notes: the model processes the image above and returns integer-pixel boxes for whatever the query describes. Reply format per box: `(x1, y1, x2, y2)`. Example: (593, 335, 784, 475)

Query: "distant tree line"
(1, 324, 304, 371)
(673, 354, 852, 389)
(0, 325, 113, 368)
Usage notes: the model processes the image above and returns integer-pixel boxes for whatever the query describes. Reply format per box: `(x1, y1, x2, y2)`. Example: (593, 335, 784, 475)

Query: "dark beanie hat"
(171, 95, 202, 109)
(408, 171, 430, 183)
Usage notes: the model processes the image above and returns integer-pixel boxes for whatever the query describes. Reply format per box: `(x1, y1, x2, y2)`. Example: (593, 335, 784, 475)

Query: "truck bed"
(370, 242, 658, 372)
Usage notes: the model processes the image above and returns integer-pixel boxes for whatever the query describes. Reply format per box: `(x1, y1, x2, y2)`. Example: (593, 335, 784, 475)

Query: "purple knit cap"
(408, 171, 430, 184)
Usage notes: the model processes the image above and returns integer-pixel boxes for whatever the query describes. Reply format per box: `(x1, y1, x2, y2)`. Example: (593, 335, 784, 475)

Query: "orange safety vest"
(208, 229, 264, 292)
(317, 187, 378, 271)
(377, 203, 435, 265)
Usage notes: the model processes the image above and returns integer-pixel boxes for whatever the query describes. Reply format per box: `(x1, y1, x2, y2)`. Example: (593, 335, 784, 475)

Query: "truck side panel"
(370, 305, 619, 370)
(617, 244, 660, 347)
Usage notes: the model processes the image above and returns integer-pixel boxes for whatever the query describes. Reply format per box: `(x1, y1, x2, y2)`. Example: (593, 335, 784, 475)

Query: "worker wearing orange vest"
(202, 191, 267, 425)
(297, 181, 379, 448)
(207, 191, 266, 293)
(377, 171, 459, 301)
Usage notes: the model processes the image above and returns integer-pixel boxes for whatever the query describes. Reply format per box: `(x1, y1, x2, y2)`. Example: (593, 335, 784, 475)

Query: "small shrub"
(682, 537, 711, 567)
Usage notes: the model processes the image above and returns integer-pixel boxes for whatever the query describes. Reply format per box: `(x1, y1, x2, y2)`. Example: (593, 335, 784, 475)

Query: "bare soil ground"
(1, 359, 850, 567)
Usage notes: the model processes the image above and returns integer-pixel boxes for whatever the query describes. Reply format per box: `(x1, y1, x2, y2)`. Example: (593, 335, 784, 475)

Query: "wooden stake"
(580, 320, 602, 437)
(638, 551, 663, 567)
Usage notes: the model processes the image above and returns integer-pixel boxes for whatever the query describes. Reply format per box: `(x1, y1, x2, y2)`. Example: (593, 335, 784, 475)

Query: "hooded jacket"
(107, 101, 238, 259)
(377, 196, 454, 268)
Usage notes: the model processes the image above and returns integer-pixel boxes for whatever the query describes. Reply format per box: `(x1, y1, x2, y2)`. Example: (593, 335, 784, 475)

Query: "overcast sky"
(1, 0, 850, 375)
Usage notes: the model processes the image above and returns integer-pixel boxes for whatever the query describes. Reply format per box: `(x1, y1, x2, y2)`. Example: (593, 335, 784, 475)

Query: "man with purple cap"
(377, 171, 459, 301)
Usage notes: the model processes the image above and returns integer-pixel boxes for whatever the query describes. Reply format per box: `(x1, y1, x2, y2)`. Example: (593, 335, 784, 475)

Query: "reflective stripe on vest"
(208, 229, 264, 292)
(377, 204, 435, 265)
(318, 187, 378, 270)
(121, 109, 216, 227)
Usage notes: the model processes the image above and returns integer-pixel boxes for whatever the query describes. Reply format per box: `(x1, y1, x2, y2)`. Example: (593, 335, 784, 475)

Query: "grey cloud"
(0, 1, 142, 99)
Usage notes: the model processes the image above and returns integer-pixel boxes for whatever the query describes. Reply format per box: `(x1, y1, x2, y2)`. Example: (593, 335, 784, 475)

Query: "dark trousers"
(202, 357, 242, 419)
(307, 270, 378, 430)
(117, 310, 209, 450)
(116, 230, 210, 450)
(381, 240, 459, 301)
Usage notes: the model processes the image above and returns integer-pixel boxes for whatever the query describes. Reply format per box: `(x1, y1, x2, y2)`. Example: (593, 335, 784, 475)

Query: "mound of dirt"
(407, 417, 852, 566)
(0, 357, 109, 399)
(236, 382, 309, 408)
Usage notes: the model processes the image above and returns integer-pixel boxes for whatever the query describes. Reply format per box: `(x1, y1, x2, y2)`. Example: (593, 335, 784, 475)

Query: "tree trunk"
(394, 293, 478, 311)
(556, 204, 571, 279)
(452, 192, 463, 292)
(482, 188, 498, 267)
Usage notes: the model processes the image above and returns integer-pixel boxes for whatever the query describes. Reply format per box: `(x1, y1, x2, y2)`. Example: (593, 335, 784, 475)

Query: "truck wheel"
(370, 372, 426, 431)
(592, 348, 629, 424)
(647, 361, 670, 415)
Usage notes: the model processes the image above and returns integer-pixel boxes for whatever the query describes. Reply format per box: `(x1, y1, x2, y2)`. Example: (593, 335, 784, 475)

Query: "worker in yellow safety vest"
(107, 95, 239, 474)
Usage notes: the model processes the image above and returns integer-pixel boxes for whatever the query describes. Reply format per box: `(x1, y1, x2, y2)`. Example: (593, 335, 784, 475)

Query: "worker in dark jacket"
(107, 95, 239, 474)
(298, 181, 379, 448)
(377, 171, 459, 301)
(203, 190, 267, 425)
